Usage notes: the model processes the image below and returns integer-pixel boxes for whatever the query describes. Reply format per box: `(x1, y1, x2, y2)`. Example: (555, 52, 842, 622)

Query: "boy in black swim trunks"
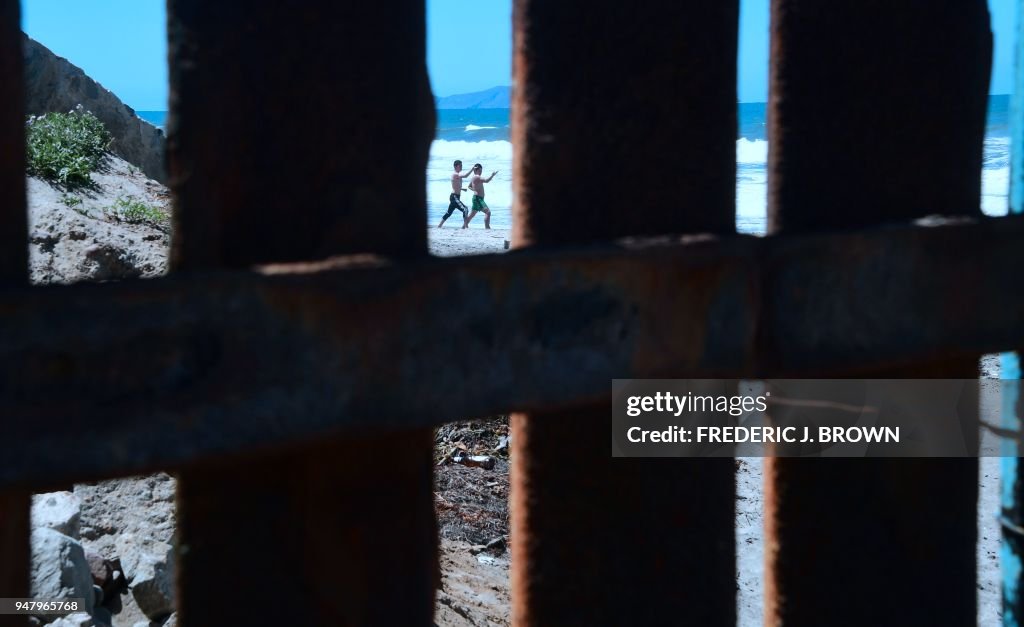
(437, 160, 472, 228)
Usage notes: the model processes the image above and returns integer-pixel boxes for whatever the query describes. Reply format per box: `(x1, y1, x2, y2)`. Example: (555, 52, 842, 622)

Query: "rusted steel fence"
(0, 0, 1015, 625)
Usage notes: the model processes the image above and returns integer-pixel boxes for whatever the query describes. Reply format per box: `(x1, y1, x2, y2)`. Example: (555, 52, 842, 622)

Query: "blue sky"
(22, 0, 1018, 109)
(23, 0, 167, 110)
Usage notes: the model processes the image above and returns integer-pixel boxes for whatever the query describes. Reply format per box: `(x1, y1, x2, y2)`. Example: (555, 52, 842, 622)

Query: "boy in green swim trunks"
(465, 163, 498, 229)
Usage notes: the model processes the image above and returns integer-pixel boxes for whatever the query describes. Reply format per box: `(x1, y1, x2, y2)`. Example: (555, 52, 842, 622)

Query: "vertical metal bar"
(0, 494, 28, 627)
(0, 1, 29, 623)
(167, 2, 437, 624)
(768, 1, 990, 233)
(766, 2, 991, 625)
(1001, 1, 1024, 622)
(0, 0, 25, 278)
(167, 4, 433, 268)
(511, 2, 738, 624)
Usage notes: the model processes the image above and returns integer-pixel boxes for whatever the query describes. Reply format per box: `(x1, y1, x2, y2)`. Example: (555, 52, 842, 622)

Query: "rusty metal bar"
(167, 6, 432, 268)
(765, 1, 991, 625)
(767, 1, 991, 234)
(166, 1, 437, 623)
(0, 0, 29, 621)
(0, 0, 24, 280)
(0, 238, 755, 489)
(3, 219, 1024, 487)
(0, 493, 28, 627)
(511, 1, 738, 624)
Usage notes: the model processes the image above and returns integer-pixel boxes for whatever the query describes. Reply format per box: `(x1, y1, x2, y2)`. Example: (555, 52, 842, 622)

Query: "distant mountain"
(436, 86, 510, 109)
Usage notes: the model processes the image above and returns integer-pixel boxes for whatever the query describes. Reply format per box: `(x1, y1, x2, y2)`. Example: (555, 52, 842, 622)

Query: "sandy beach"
(429, 226, 511, 257)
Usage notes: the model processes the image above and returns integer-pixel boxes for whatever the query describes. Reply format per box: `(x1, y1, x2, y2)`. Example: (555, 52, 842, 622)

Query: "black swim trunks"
(443, 193, 468, 219)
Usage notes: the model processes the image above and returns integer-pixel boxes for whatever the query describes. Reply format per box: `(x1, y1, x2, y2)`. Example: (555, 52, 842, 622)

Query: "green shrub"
(60, 193, 89, 216)
(26, 108, 111, 187)
(108, 195, 166, 225)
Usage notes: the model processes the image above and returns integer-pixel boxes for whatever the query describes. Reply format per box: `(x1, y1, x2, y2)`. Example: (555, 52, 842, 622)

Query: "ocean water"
(136, 110, 166, 128)
(140, 98, 1013, 234)
(430, 109, 514, 228)
(434, 98, 1012, 234)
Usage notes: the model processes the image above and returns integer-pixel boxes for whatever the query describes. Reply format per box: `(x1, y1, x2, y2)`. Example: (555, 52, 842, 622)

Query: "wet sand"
(429, 226, 510, 257)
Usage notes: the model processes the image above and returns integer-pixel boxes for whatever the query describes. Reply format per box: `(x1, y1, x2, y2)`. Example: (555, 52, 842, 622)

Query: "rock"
(85, 550, 127, 601)
(48, 613, 93, 627)
(84, 550, 109, 588)
(26, 159, 169, 286)
(32, 492, 82, 539)
(83, 243, 142, 281)
(117, 537, 175, 621)
(30, 528, 95, 620)
(130, 610, 176, 627)
(23, 35, 166, 182)
(73, 477, 177, 625)
(90, 606, 113, 626)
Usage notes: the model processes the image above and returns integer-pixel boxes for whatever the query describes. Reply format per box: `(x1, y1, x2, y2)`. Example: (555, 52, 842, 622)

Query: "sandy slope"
(28, 154, 169, 285)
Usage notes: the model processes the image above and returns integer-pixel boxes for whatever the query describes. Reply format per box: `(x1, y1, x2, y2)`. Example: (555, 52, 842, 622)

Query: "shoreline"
(429, 226, 511, 257)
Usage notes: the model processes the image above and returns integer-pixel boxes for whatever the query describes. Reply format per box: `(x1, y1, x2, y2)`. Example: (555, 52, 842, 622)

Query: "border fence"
(0, 1, 1019, 625)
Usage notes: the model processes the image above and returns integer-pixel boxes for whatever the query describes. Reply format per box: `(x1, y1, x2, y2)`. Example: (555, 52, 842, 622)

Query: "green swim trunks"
(472, 195, 489, 212)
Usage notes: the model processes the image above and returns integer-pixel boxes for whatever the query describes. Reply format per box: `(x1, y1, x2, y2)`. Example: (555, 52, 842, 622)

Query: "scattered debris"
(452, 454, 496, 470)
(434, 417, 512, 625)
(435, 417, 510, 466)
(469, 537, 507, 556)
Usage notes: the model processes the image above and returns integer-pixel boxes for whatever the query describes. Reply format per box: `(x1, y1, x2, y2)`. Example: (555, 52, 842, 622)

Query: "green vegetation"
(26, 109, 111, 188)
(107, 195, 166, 226)
(60, 193, 89, 217)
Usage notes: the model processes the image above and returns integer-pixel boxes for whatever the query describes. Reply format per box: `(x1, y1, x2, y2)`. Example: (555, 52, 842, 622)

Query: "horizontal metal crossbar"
(0, 215, 1020, 488)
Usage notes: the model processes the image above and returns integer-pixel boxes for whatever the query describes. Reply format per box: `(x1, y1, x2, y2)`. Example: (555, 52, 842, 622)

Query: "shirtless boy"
(464, 163, 498, 229)
(437, 160, 472, 228)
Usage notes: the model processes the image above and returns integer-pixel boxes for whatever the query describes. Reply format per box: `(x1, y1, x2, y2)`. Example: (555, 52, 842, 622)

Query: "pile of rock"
(23, 35, 166, 183)
(19, 32, 181, 627)
(29, 476, 178, 627)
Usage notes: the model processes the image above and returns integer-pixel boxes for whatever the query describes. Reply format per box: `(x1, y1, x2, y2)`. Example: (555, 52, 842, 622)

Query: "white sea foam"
(465, 124, 498, 131)
(424, 136, 1010, 232)
(737, 138, 768, 165)
(986, 135, 1011, 149)
(982, 166, 1010, 216)
(981, 135, 1009, 216)
(736, 138, 768, 233)
(427, 139, 514, 228)
(430, 139, 513, 160)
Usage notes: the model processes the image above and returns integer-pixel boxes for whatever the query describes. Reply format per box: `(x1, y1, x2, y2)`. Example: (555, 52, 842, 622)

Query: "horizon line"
(132, 92, 1016, 113)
